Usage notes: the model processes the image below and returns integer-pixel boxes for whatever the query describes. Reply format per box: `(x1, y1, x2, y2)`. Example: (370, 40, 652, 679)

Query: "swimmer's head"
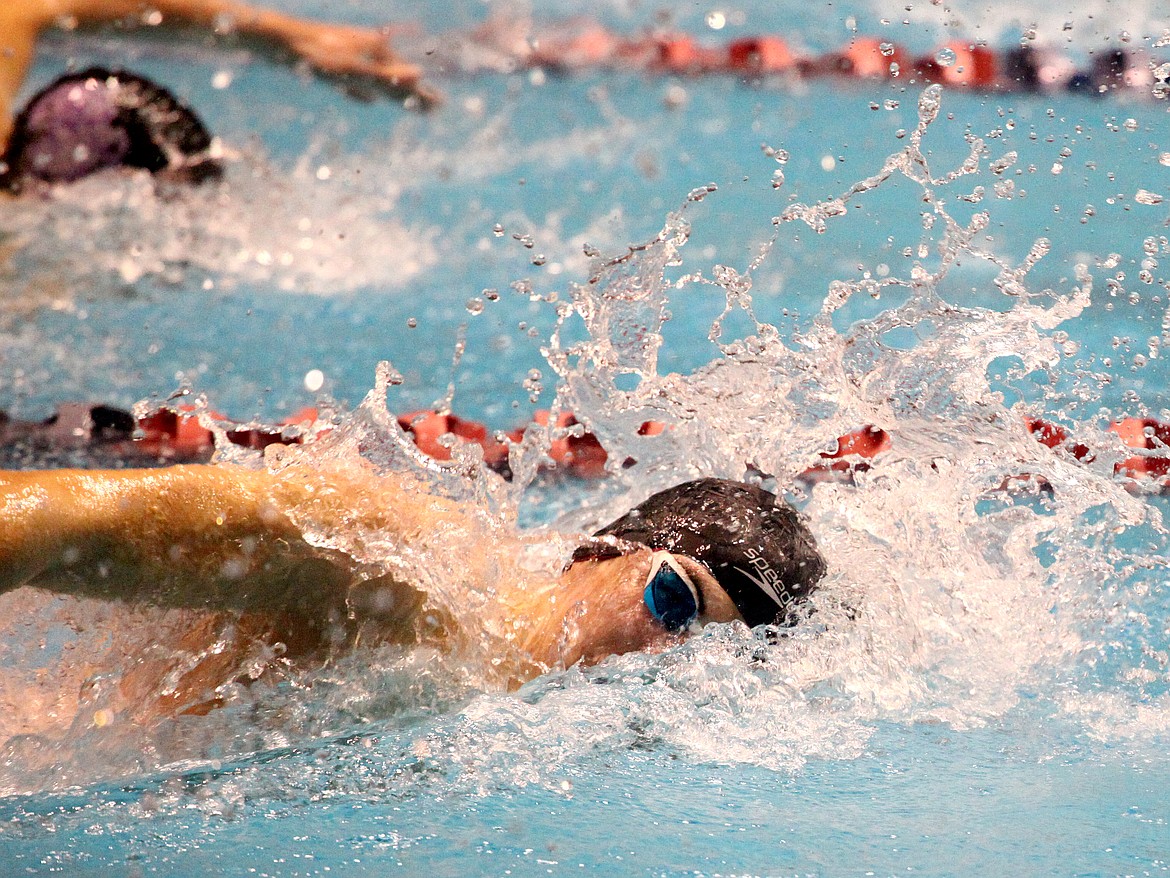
(572, 478, 825, 628)
(0, 68, 221, 194)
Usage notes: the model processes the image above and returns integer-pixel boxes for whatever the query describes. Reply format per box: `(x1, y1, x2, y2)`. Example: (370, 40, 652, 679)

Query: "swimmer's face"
(539, 548, 743, 668)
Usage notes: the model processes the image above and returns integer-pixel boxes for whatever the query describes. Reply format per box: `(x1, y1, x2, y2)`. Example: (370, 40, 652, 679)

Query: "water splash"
(2, 84, 1169, 800)
(0, 146, 436, 306)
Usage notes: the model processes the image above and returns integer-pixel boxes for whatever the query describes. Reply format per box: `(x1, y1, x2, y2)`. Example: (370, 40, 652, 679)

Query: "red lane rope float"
(488, 24, 1165, 98)
(11, 401, 1170, 490)
(1110, 417, 1170, 483)
(798, 425, 892, 486)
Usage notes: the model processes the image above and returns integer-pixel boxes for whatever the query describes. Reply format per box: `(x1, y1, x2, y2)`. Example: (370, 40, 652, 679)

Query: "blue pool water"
(2, 1, 1170, 875)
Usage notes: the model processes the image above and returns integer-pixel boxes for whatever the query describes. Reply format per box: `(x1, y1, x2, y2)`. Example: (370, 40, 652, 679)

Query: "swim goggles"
(642, 551, 703, 632)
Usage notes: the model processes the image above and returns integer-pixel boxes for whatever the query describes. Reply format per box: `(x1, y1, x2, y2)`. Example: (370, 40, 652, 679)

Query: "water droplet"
(492, 223, 505, 237)
(879, 42, 896, 56)
(990, 152, 1018, 175)
(705, 10, 726, 29)
(1136, 189, 1165, 205)
(664, 84, 688, 109)
(407, 317, 418, 329)
(935, 47, 957, 67)
(466, 298, 484, 315)
(1124, 118, 1138, 132)
(484, 288, 500, 301)
(303, 369, 325, 393)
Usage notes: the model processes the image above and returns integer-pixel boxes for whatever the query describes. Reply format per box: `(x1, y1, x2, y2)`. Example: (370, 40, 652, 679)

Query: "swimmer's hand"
(279, 21, 442, 108)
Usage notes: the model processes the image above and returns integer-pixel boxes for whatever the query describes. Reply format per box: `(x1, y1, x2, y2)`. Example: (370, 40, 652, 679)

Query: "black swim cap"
(0, 68, 221, 193)
(572, 478, 825, 627)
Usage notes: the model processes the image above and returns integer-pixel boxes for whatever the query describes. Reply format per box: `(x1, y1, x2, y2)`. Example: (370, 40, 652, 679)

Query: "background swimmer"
(0, 465, 823, 724)
(0, 0, 437, 189)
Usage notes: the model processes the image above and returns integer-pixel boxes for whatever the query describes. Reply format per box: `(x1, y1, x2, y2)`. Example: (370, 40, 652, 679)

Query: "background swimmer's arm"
(0, 8, 41, 147)
(0, 0, 438, 145)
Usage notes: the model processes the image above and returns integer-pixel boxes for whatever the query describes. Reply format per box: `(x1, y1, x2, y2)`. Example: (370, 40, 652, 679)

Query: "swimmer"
(0, 67, 224, 193)
(0, 464, 824, 721)
(0, 0, 437, 190)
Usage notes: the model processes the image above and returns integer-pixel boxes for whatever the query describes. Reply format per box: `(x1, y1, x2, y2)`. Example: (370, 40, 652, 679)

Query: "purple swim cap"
(0, 68, 221, 193)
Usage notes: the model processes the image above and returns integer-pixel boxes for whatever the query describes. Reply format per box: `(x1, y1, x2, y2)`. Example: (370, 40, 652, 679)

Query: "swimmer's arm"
(0, 8, 41, 147)
(0, 465, 353, 609)
(0, 0, 438, 141)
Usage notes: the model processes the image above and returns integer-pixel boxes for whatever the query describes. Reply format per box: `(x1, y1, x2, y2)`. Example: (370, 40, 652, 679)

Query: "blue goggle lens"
(643, 552, 700, 632)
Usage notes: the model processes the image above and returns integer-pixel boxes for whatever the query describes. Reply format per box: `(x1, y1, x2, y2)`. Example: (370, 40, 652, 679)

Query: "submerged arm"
(0, 0, 437, 147)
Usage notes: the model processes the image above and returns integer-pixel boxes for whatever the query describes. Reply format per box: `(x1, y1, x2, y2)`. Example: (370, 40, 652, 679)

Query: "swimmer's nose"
(568, 599, 683, 667)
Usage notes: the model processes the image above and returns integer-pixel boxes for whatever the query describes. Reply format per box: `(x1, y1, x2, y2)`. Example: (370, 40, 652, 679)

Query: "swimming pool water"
(2, 1, 1170, 875)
